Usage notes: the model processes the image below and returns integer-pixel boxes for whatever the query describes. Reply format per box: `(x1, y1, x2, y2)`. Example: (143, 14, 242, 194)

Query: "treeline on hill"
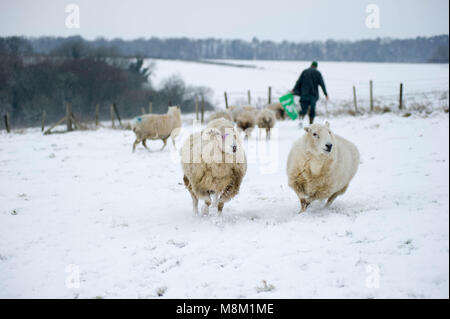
(28, 34, 450, 63)
(0, 37, 213, 128)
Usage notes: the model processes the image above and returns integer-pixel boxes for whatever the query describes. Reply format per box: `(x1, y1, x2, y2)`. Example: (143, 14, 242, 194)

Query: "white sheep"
(236, 109, 256, 138)
(286, 122, 360, 213)
(265, 102, 286, 120)
(227, 105, 256, 122)
(208, 111, 233, 123)
(180, 118, 247, 215)
(256, 108, 276, 140)
(131, 106, 181, 152)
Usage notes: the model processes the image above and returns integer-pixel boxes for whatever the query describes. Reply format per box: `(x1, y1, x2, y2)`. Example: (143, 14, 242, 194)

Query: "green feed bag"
(279, 93, 298, 120)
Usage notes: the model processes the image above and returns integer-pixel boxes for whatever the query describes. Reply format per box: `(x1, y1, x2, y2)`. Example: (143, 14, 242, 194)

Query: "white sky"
(0, 0, 448, 41)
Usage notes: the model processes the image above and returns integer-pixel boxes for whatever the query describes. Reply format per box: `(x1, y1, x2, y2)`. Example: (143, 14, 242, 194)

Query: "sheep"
(256, 108, 276, 140)
(131, 106, 181, 152)
(227, 105, 243, 122)
(286, 122, 360, 213)
(236, 110, 256, 138)
(207, 117, 234, 131)
(208, 111, 233, 123)
(228, 105, 256, 122)
(242, 105, 256, 112)
(180, 118, 247, 215)
(265, 102, 286, 120)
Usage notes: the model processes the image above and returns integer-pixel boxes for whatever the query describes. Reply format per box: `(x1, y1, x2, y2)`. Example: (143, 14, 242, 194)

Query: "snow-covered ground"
(149, 59, 449, 111)
(0, 112, 448, 298)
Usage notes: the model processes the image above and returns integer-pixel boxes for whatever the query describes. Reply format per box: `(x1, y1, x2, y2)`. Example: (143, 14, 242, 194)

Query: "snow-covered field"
(149, 59, 449, 111)
(0, 112, 448, 298)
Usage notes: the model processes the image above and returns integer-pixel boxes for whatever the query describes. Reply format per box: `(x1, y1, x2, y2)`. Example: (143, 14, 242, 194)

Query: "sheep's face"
(263, 115, 273, 125)
(304, 122, 335, 156)
(202, 127, 241, 155)
(221, 127, 242, 155)
(168, 106, 181, 117)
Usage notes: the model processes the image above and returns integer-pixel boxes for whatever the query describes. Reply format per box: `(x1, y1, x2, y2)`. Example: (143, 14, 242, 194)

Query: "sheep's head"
(203, 127, 241, 154)
(200, 126, 243, 164)
(262, 115, 272, 125)
(304, 122, 336, 156)
(168, 106, 181, 117)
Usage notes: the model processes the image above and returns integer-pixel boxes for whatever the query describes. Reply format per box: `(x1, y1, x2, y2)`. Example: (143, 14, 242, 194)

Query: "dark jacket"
(292, 67, 328, 99)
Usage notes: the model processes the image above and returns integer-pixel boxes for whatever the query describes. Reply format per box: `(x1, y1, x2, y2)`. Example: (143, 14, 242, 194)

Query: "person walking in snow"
(291, 61, 328, 125)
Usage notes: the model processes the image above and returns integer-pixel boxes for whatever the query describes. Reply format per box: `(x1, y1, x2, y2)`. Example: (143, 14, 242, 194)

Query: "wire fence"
(221, 83, 449, 116)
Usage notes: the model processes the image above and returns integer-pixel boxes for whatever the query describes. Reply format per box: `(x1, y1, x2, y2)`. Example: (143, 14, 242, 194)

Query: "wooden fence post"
(149, 102, 153, 114)
(201, 95, 205, 124)
(112, 103, 122, 127)
(369, 80, 374, 112)
(195, 96, 199, 120)
(352, 86, 358, 112)
(41, 110, 46, 132)
(247, 90, 251, 105)
(95, 104, 100, 126)
(4, 112, 10, 133)
(399, 83, 403, 110)
(224, 92, 228, 109)
(268, 86, 272, 104)
(66, 103, 73, 131)
(110, 104, 115, 128)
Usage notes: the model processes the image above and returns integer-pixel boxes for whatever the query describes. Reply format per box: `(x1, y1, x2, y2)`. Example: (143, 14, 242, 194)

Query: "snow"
(149, 59, 449, 110)
(0, 111, 448, 298)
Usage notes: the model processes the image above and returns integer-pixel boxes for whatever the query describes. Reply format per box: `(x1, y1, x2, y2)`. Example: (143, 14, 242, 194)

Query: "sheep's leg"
(160, 138, 168, 151)
(325, 185, 348, 208)
(171, 136, 177, 150)
(300, 198, 310, 213)
(266, 128, 270, 140)
(183, 175, 199, 214)
(202, 199, 211, 215)
(190, 193, 199, 215)
(217, 202, 224, 215)
(142, 139, 150, 151)
(211, 192, 219, 207)
(132, 139, 140, 152)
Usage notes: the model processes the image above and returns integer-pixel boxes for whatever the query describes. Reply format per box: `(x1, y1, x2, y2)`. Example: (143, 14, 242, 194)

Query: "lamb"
(286, 122, 359, 213)
(256, 108, 276, 140)
(208, 111, 233, 123)
(265, 102, 286, 120)
(131, 106, 181, 152)
(180, 118, 247, 215)
(236, 110, 256, 138)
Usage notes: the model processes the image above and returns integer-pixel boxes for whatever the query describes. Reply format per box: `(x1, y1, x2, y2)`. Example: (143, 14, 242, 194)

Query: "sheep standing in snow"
(132, 106, 181, 152)
(286, 122, 359, 213)
(265, 102, 286, 120)
(228, 105, 256, 122)
(256, 108, 276, 140)
(181, 118, 247, 215)
(208, 111, 233, 123)
(236, 110, 256, 138)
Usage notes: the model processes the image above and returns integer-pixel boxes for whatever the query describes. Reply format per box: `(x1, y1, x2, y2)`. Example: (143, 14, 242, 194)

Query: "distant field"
(148, 59, 449, 112)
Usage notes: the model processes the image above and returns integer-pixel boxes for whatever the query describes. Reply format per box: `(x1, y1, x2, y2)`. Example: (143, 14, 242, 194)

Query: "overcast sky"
(0, 0, 448, 42)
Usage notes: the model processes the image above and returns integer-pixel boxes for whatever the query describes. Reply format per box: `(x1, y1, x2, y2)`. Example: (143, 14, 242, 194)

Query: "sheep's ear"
(325, 121, 330, 128)
(304, 127, 310, 133)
